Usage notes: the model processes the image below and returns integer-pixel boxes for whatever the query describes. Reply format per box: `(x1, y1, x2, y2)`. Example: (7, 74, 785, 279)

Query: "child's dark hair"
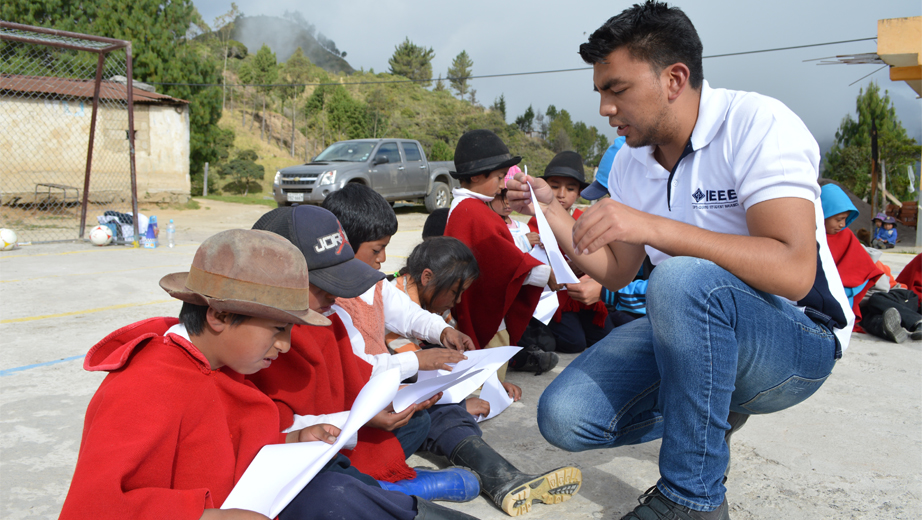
(579, 1, 704, 90)
(322, 183, 398, 251)
(179, 302, 248, 335)
(399, 237, 479, 308)
(422, 208, 449, 239)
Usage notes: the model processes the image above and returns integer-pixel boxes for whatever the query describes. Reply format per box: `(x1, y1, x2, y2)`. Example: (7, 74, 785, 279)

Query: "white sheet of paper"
(533, 288, 560, 325)
(529, 182, 579, 283)
(475, 371, 515, 422)
(417, 346, 521, 405)
(392, 366, 484, 413)
(221, 368, 401, 517)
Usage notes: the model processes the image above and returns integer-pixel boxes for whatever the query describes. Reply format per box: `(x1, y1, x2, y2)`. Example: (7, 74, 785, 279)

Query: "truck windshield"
(314, 142, 376, 162)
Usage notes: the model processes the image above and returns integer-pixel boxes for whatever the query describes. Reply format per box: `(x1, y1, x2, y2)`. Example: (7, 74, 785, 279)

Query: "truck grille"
(284, 188, 313, 194)
(282, 174, 317, 186)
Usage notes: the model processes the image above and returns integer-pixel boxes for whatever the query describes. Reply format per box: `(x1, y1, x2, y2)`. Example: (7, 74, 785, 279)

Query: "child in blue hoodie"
(872, 216, 898, 249)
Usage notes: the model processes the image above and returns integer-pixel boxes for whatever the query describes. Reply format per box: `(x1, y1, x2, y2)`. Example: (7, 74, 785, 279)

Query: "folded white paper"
(475, 371, 515, 422)
(221, 368, 401, 517)
(392, 366, 484, 413)
(529, 182, 579, 283)
(533, 288, 560, 325)
(417, 346, 522, 405)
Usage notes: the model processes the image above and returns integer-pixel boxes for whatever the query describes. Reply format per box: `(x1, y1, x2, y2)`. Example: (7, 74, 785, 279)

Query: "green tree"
(824, 82, 921, 201)
(277, 48, 310, 156)
(491, 94, 507, 122)
(447, 50, 473, 99)
(515, 105, 535, 133)
(219, 149, 264, 195)
(388, 38, 435, 87)
(547, 109, 574, 152)
(1, 0, 232, 193)
(212, 2, 241, 111)
(365, 87, 391, 138)
(434, 74, 446, 92)
(247, 44, 279, 142)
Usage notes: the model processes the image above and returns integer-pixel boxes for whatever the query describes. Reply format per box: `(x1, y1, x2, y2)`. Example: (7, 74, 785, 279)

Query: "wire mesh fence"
(0, 23, 138, 244)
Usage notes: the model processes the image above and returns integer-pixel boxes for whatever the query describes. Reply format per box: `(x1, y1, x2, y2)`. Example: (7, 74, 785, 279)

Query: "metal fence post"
(203, 162, 209, 197)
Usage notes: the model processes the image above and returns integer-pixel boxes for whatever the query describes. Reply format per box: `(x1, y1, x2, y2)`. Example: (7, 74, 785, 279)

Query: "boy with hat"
(59, 229, 433, 520)
(444, 129, 558, 352)
(526, 151, 614, 353)
(872, 216, 898, 249)
(249, 206, 483, 511)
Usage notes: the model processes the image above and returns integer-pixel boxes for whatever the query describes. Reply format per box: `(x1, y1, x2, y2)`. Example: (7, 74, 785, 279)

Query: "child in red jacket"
(58, 229, 449, 520)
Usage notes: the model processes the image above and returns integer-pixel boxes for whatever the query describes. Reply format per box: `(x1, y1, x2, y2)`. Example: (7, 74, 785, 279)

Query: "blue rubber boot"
(377, 467, 480, 502)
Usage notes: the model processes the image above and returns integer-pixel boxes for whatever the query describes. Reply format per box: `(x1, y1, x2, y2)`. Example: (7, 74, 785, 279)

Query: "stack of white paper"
(528, 182, 579, 283)
(221, 369, 402, 517)
(416, 346, 521, 406)
(392, 366, 484, 413)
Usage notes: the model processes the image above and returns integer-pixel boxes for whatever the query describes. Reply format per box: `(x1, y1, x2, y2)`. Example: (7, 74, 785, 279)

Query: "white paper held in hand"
(220, 368, 402, 517)
(416, 346, 522, 405)
(392, 366, 484, 413)
(528, 181, 579, 283)
(475, 371, 515, 422)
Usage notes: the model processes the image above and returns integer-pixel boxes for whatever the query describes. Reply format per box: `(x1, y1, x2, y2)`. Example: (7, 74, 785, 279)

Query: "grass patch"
(196, 195, 277, 208)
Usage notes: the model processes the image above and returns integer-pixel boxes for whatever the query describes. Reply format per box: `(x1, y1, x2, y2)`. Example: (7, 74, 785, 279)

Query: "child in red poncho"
(444, 130, 559, 361)
(527, 151, 614, 353)
(59, 229, 437, 520)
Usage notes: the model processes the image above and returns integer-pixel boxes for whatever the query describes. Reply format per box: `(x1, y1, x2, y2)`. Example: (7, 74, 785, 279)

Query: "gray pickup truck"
(272, 138, 457, 212)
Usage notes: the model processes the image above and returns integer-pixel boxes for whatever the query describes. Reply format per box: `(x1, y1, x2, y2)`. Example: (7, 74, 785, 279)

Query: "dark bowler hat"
(540, 151, 588, 190)
(450, 129, 521, 179)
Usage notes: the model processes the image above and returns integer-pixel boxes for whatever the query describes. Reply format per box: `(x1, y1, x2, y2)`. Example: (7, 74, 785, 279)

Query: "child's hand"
(286, 423, 340, 444)
(526, 232, 541, 247)
(200, 508, 270, 520)
(567, 275, 603, 305)
(417, 346, 467, 371)
(502, 381, 522, 402)
(417, 392, 443, 411)
(368, 403, 416, 431)
(440, 328, 476, 351)
(547, 270, 563, 292)
(465, 397, 491, 418)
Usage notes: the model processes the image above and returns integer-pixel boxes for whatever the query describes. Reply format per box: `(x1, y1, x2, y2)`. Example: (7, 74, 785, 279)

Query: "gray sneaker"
(619, 486, 730, 520)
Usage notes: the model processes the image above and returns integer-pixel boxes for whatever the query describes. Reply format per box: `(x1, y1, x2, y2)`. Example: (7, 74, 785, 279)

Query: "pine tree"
(434, 74, 446, 92)
(278, 48, 310, 156)
(515, 105, 535, 133)
(491, 94, 507, 122)
(250, 45, 279, 142)
(447, 50, 473, 99)
(213, 2, 241, 111)
(388, 38, 435, 87)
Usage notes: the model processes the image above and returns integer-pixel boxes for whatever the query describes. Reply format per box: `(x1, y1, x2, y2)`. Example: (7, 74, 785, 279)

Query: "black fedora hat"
(450, 129, 521, 179)
(540, 151, 588, 190)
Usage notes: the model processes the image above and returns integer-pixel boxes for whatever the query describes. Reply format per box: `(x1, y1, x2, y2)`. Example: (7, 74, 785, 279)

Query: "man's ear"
(205, 307, 229, 333)
(663, 62, 691, 102)
(420, 268, 435, 288)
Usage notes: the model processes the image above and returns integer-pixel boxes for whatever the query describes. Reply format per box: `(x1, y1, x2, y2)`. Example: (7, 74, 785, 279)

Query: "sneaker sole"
(500, 466, 582, 516)
(883, 308, 909, 343)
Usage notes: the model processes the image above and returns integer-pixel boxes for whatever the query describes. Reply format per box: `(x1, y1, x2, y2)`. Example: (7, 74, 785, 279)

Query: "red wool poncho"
(247, 315, 417, 483)
(827, 228, 883, 321)
(59, 317, 284, 520)
(445, 197, 543, 348)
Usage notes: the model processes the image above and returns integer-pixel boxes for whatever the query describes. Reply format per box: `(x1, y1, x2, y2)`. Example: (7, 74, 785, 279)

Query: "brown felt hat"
(159, 229, 330, 326)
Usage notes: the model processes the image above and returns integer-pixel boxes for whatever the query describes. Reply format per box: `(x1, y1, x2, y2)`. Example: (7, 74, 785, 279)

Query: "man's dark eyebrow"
(596, 78, 624, 93)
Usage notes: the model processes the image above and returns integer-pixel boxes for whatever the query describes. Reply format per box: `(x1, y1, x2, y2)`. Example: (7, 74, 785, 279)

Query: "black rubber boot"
(723, 411, 749, 483)
(414, 497, 479, 519)
(449, 436, 581, 516)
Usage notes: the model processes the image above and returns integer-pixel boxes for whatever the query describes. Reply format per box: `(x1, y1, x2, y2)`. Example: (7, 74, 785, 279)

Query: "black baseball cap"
(252, 206, 385, 298)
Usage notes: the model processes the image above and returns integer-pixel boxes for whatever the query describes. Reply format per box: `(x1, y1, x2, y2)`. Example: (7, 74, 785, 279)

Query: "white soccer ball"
(0, 228, 17, 251)
(89, 225, 113, 246)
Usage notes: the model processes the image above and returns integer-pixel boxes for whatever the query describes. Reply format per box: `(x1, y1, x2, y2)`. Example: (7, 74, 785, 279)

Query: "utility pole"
(869, 117, 879, 234)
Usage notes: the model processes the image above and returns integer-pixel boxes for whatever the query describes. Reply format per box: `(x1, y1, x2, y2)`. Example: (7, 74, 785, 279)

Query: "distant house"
(0, 74, 191, 204)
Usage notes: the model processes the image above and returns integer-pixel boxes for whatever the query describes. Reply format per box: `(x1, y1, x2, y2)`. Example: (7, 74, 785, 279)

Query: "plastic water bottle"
(142, 216, 158, 249)
(167, 219, 175, 248)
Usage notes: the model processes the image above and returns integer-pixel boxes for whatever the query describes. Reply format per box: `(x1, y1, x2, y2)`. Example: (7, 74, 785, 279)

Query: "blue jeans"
(537, 257, 837, 511)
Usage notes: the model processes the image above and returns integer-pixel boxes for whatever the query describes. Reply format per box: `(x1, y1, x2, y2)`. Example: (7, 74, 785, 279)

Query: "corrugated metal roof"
(0, 74, 188, 104)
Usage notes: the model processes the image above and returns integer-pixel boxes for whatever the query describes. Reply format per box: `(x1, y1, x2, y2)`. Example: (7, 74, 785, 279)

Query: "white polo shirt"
(608, 81, 854, 352)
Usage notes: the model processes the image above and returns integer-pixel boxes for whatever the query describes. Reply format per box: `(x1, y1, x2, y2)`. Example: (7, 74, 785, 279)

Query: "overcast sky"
(195, 0, 921, 161)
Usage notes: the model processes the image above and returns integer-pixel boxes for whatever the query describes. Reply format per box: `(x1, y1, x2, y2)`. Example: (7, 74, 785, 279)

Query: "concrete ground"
(1, 200, 920, 519)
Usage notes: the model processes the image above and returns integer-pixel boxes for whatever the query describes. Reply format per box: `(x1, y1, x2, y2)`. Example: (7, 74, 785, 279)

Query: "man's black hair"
(321, 183, 398, 252)
(179, 302, 248, 336)
(579, 1, 704, 89)
(398, 237, 479, 310)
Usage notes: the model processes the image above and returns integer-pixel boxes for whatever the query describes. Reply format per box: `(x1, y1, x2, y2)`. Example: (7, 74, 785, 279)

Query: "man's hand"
(571, 198, 649, 255)
(368, 403, 417, 431)
(502, 381, 522, 402)
(567, 275, 603, 305)
(465, 397, 491, 418)
(416, 346, 467, 371)
(285, 423, 340, 444)
(546, 269, 562, 292)
(526, 232, 541, 247)
(440, 328, 476, 352)
(505, 173, 556, 215)
(200, 509, 270, 520)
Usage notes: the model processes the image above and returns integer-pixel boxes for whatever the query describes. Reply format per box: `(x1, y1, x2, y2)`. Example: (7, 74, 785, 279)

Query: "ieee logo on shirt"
(691, 188, 739, 210)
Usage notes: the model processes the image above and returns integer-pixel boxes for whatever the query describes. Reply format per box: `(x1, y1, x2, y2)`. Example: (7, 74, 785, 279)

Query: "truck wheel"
(425, 182, 451, 213)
